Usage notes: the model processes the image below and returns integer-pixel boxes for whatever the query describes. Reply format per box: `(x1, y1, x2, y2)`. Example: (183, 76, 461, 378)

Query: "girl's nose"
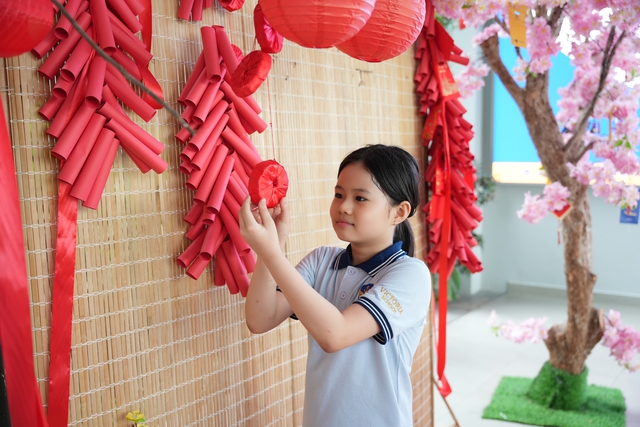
(338, 198, 352, 214)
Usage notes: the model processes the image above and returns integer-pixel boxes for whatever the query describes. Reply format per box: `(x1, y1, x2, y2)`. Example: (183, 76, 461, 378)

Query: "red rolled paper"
(221, 127, 261, 168)
(191, 128, 223, 171)
(38, 12, 91, 80)
(83, 135, 120, 209)
(232, 44, 244, 62)
(226, 106, 254, 148)
(186, 254, 210, 280)
(185, 202, 204, 225)
(194, 143, 229, 204)
(213, 26, 239, 75)
(228, 172, 248, 205)
(70, 128, 116, 201)
(186, 140, 218, 191)
(193, 82, 224, 125)
(181, 105, 195, 122)
(52, 76, 74, 99)
(58, 113, 107, 185)
(110, 16, 152, 65)
(180, 161, 194, 175)
(220, 81, 267, 133)
(121, 140, 151, 173)
(186, 100, 228, 152)
(180, 144, 198, 163)
(31, 27, 59, 59)
(178, 53, 205, 105)
(97, 101, 163, 154)
(206, 155, 234, 215)
(85, 56, 106, 108)
(112, 49, 143, 80)
(185, 214, 206, 240)
(216, 246, 239, 294)
(200, 219, 224, 260)
(52, 101, 95, 160)
(60, 28, 94, 82)
(214, 253, 225, 286)
(230, 50, 272, 98)
(185, 68, 209, 108)
(232, 162, 250, 188)
(105, 65, 156, 122)
(90, 0, 116, 55)
(220, 200, 251, 256)
(47, 78, 87, 138)
(106, 0, 142, 34)
(223, 70, 262, 114)
(231, 149, 254, 178)
(124, 0, 145, 16)
(39, 94, 64, 121)
(253, 4, 283, 54)
(177, 0, 195, 20)
(201, 209, 216, 225)
(192, 0, 204, 21)
(221, 239, 249, 297)
(101, 84, 123, 111)
(54, 0, 82, 39)
(176, 124, 199, 143)
(106, 119, 167, 173)
(201, 26, 222, 82)
(242, 250, 256, 274)
(177, 231, 206, 268)
(223, 190, 242, 221)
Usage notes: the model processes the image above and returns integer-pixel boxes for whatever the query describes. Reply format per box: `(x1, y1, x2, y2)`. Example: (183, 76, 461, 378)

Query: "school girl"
(239, 144, 431, 427)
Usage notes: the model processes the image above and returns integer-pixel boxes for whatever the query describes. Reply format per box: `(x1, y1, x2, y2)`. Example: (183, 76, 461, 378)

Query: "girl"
(239, 144, 431, 427)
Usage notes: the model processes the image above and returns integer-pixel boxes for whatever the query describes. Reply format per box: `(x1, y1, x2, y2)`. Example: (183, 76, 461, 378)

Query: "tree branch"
(564, 27, 626, 161)
(548, 6, 566, 37)
(494, 15, 509, 35)
(573, 140, 595, 162)
(480, 35, 525, 110)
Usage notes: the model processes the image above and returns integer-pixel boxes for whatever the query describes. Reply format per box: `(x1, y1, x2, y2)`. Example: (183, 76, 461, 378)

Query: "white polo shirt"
(293, 242, 431, 427)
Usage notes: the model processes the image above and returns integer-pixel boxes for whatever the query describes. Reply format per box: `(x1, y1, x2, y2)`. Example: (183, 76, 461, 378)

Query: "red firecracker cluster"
(33, 0, 164, 209)
(176, 25, 270, 294)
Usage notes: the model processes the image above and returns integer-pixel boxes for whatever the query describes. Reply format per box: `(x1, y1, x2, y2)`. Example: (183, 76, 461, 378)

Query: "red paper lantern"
(0, 0, 53, 57)
(230, 51, 272, 97)
(336, 0, 426, 62)
(259, 0, 377, 49)
(249, 160, 289, 208)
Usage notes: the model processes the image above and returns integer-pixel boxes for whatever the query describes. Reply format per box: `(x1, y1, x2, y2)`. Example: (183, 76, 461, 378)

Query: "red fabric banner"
(0, 95, 48, 427)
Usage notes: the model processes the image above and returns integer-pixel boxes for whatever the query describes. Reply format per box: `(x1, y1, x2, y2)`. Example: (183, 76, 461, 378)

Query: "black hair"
(338, 144, 421, 257)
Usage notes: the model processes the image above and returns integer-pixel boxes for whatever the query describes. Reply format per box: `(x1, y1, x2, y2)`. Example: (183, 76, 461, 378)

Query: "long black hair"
(338, 144, 421, 256)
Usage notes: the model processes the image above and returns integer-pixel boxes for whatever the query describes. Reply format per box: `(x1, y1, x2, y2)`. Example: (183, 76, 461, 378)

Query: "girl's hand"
(239, 197, 284, 258)
(271, 197, 290, 249)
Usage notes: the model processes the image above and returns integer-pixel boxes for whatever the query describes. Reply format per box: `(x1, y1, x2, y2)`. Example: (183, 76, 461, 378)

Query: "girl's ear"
(393, 201, 412, 225)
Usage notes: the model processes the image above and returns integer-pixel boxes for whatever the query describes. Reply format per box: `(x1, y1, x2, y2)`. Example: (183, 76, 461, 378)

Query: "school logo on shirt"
(380, 286, 403, 315)
(358, 283, 374, 297)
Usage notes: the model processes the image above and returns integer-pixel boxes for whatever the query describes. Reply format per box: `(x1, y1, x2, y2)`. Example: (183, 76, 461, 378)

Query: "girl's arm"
(244, 200, 294, 334)
(240, 198, 381, 353)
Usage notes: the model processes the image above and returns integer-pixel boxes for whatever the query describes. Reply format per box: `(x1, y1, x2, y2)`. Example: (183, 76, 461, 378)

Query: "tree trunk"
(480, 34, 605, 376)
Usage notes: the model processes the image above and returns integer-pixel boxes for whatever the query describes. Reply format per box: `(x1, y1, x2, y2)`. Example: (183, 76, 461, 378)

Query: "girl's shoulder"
(380, 255, 431, 281)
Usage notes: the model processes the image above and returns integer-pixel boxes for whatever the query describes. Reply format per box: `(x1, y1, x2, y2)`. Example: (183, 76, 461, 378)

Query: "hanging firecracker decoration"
(176, 25, 281, 297)
(0, 0, 53, 57)
(259, 0, 377, 49)
(230, 50, 272, 97)
(253, 4, 283, 54)
(178, 0, 245, 21)
(336, 0, 426, 62)
(415, 0, 482, 399)
(249, 160, 289, 208)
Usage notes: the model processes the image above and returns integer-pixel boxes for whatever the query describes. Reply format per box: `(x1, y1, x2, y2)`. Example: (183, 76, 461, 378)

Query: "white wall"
(481, 183, 640, 298)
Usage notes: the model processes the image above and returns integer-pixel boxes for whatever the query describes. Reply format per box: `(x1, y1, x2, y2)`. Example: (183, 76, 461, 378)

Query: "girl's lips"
(336, 220, 353, 227)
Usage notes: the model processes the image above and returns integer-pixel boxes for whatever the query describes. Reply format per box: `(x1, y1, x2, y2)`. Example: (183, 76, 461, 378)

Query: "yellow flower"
(125, 411, 146, 423)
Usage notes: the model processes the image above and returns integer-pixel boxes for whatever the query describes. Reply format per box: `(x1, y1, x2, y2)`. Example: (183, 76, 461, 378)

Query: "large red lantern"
(0, 0, 53, 57)
(259, 0, 377, 49)
(336, 0, 425, 62)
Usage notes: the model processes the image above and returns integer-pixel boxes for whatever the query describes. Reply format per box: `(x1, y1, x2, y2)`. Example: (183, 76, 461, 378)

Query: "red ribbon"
(47, 180, 78, 427)
(0, 95, 48, 427)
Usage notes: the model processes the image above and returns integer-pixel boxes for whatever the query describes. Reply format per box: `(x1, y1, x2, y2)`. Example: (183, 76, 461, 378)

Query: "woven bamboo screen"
(1, 1, 433, 425)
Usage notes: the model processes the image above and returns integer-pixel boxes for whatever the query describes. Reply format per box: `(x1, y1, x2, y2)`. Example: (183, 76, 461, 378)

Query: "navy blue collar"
(333, 241, 406, 277)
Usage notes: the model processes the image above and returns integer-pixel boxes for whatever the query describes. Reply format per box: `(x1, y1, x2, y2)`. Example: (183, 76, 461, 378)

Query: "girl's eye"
(334, 193, 343, 199)
(356, 196, 367, 202)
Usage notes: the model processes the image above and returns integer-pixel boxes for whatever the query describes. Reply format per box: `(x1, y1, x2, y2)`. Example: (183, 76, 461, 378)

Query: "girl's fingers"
(240, 197, 256, 227)
(279, 197, 290, 223)
(257, 199, 273, 227)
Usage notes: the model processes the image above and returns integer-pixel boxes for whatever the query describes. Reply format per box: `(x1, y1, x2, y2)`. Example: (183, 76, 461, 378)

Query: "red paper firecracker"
(0, 0, 53, 57)
(336, 0, 426, 62)
(260, 0, 377, 49)
(176, 25, 277, 294)
(249, 160, 289, 208)
(253, 4, 283, 54)
(230, 50, 272, 97)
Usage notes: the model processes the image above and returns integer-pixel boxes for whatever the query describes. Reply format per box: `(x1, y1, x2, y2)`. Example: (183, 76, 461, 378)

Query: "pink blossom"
(454, 61, 491, 98)
(602, 310, 640, 371)
(543, 182, 571, 211)
(517, 192, 549, 224)
(472, 23, 507, 47)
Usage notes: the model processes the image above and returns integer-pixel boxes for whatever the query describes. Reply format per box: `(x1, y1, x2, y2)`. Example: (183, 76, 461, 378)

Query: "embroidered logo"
(358, 283, 374, 297)
(380, 286, 403, 315)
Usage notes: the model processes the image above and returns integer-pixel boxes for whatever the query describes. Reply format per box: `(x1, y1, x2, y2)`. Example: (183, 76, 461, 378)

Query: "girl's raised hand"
(240, 197, 282, 258)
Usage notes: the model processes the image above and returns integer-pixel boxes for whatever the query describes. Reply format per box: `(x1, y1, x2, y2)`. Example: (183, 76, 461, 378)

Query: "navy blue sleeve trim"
(276, 287, 298, 320)
(354, 297, 393, 345)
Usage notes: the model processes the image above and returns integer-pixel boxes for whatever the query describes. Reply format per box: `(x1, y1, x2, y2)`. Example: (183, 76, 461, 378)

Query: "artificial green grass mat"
(483, 376, 626, 427)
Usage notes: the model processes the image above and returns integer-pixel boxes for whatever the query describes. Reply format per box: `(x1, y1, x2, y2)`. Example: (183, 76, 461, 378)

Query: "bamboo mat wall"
(1, 1, 433, 425)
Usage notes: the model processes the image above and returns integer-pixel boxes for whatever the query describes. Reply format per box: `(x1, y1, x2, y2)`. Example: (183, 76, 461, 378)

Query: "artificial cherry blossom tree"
(439, 0, 640, 383)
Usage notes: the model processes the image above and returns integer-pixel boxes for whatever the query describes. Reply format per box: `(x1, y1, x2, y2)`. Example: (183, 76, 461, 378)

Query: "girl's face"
(330, 162, 398, 251)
